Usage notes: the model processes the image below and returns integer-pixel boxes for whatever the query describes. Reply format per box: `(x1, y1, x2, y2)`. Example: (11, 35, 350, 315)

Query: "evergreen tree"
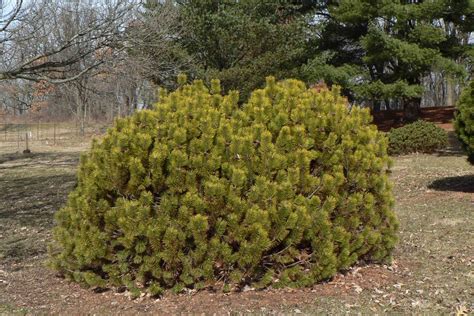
(455, 80, 474, 164)
(304, 0, 473, 111)
(144, 0, 317, 99)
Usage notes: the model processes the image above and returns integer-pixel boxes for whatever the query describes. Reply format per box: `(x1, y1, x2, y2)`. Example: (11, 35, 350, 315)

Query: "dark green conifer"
(455, 80, 474, 164)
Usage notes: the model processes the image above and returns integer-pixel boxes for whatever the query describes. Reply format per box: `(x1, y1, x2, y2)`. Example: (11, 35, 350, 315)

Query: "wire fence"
(0, 122, 108, 153)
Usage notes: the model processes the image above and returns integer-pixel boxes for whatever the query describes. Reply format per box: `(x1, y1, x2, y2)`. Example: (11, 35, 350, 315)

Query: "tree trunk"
(446, 77, 455, 107)
(372, 99, 381, 112)
(403, 97, 421, 122)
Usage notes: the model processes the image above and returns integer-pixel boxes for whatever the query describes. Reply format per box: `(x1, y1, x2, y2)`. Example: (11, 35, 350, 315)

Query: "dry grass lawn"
(0, 145, 472, 314)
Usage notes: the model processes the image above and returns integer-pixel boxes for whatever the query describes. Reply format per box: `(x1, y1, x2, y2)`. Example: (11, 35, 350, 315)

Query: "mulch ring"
(0, 258, 403, 314)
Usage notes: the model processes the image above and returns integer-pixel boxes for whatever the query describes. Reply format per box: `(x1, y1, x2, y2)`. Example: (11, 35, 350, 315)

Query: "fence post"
(37, 121, 40, 141)
(25, 132, 29, 152)
(17, 126, 20, 149)
(53, 123, 56, 145)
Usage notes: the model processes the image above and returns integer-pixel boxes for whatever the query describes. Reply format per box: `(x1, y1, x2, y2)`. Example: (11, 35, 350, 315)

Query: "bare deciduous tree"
(0, 0, 191, 125)
(126, 1, 195, 89)
(0, 0, 133, 83)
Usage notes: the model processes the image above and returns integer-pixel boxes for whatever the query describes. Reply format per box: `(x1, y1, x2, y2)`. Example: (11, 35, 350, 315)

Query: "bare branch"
(0, 0, 135, 83)
(0, 0, 24, 33)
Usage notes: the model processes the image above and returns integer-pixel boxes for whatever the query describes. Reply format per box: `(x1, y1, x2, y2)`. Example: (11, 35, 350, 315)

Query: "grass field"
(0, 144, 472, 314)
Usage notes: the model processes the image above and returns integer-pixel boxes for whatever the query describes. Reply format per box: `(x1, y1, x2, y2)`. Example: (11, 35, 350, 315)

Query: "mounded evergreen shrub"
(50, 77, 398, 295)
(455, 80, 474, 164)
(387, 120, 448, 155)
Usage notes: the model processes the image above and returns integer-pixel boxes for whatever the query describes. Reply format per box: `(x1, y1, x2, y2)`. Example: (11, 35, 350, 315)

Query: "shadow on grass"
(435, 149, 466, 157)
(435, 132, 467, 157)
(0, 171, 77, 263)
(428, 174, 474, 193)
(0, 151, 79, 167)
(0, 173, 76, 226)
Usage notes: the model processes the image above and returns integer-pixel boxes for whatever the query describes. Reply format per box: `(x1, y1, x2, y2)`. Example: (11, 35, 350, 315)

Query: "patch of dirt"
(431, 218, 466, 227)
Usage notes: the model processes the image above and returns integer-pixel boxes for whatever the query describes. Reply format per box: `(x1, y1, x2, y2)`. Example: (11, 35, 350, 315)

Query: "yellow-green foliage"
(51, 77, 398, 294)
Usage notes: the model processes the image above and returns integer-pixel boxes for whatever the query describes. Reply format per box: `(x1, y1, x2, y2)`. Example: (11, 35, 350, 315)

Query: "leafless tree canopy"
(125, 1, 194, 88)
(0, 0, 194, 127)
(0, 0, 134, 83)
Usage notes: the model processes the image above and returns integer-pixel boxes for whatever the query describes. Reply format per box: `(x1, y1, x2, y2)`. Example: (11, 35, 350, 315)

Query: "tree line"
(0, 0, 472, 125)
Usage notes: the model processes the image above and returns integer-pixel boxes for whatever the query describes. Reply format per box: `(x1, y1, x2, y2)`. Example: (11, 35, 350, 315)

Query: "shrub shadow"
(0, 151, 79, 168)
(428, 175, 474, 193)
(436, 150, 467, 158)
(0, 172, 77, 263)
(0, 173, 76, 226)
(436, 132, 465, 157)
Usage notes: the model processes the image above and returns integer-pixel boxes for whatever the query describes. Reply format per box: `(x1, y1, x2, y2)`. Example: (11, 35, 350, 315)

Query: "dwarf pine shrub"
(387, 120, 448, 155)
(455, 80, 474, 164)
(50, 77, 398, 295)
